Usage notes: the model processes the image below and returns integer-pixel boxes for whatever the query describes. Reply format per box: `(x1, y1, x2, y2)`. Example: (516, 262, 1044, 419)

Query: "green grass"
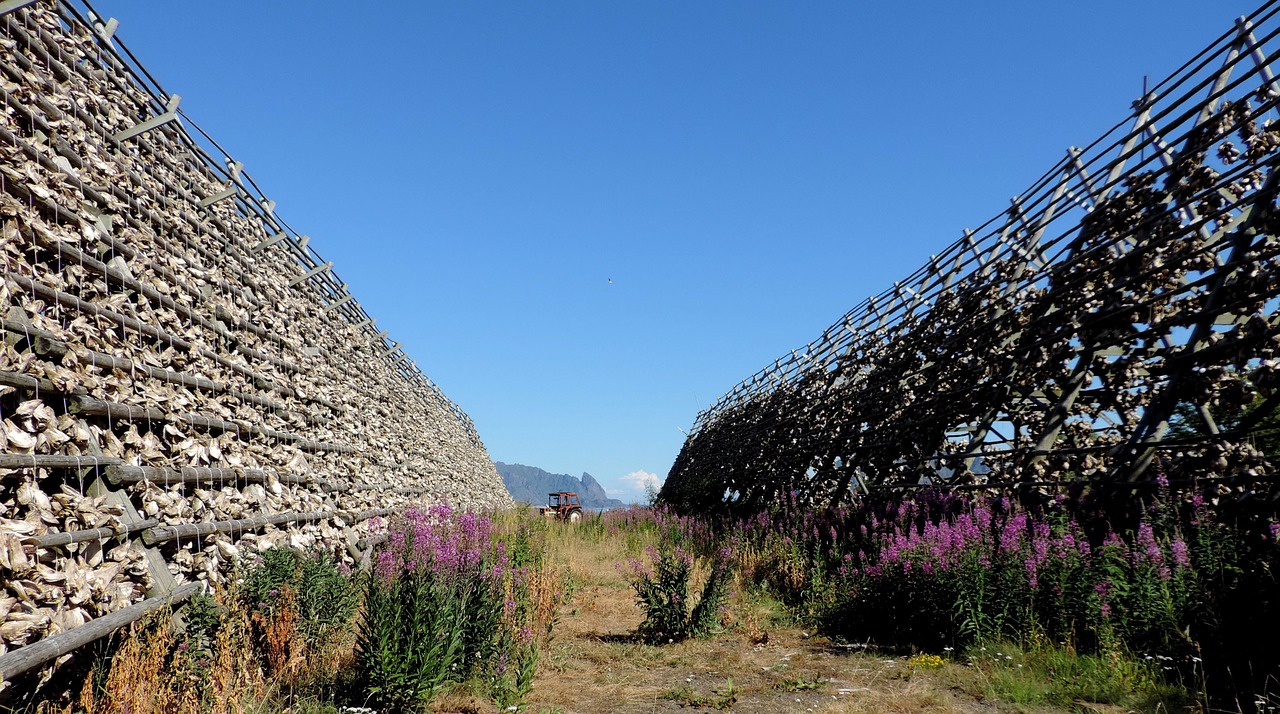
(774, 672, 826, 692)
(659, 677, 739, 709)
(967, 641, 1193, 712)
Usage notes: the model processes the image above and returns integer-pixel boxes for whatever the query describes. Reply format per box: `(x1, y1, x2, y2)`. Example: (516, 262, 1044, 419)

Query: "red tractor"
(540, 491, 584, 522)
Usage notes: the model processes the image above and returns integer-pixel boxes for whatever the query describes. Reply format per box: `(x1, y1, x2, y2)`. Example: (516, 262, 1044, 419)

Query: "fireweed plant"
(697, 480, 1280, 705)
(355, 506, 559, 712)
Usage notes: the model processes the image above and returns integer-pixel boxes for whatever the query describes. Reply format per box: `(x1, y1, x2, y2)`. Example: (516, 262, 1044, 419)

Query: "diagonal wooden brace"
(198, 184, 238, 208)
(288, 260, 332, 287)
(114, 94, 181, 143)
(323, 292, 355, 314)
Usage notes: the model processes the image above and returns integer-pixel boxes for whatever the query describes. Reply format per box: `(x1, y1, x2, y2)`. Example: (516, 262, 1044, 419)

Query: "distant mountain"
(494, 462, 627, 510)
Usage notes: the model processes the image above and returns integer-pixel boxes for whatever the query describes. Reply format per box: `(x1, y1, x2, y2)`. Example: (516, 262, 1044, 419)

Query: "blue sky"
(95, 0, 1250, 502)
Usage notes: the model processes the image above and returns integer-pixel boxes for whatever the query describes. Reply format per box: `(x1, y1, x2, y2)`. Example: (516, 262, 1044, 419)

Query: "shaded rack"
(662, 2, 1280, 511)
(868, 472, 1280, 493)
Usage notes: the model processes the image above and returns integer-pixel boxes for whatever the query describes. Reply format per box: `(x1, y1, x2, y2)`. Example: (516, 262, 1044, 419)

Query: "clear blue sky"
(96, 0, 1250, 502)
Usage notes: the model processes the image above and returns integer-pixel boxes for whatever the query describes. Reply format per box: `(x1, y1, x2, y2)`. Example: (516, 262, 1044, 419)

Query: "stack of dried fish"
(0, 0, 510, 672)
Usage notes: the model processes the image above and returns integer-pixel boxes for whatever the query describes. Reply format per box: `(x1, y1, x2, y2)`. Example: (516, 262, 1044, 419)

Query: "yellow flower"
(908, 654, 945, 669)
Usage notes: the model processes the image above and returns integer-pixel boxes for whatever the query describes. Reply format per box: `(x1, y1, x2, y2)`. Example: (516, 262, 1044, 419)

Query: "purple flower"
(1136, 523, 1163, 565)
(1171, 539, 1190, 568)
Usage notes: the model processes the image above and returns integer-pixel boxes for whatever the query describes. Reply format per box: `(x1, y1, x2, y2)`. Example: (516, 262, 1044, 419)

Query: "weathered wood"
(81, 431, 178, 597)
(104, 464, 309, 487)
(25, 518, 160, 548)
(0, 317, 66, 358)
(67, 395, 354, 452)
(349, 483, 426, 496)
(0, 369, 50, 394)
(0, 454, 122, 470)
(141, 511, 331, 546)
(0, 582, 201, 683)
(348, 507, 395, 523)
(76, 348, 221, 392)
(252, 424, 357, 453)
(356, 533, 390, 551)
(68, 395, 169, 423)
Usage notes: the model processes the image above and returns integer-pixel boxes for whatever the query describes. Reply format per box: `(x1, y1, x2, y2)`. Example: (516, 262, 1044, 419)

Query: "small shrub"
(659, 678, 738, 709)
(627, 544, 733, 644)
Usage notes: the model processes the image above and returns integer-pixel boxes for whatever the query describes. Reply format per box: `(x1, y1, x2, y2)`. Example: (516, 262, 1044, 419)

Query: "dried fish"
(0, 1, 509, 672)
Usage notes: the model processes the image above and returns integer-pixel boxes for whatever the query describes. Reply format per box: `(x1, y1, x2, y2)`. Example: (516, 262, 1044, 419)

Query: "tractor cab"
(540, 491, 584, 522)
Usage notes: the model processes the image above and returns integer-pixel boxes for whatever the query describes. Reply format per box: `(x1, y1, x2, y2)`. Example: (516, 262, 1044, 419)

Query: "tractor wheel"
(568, 509, 582, 523)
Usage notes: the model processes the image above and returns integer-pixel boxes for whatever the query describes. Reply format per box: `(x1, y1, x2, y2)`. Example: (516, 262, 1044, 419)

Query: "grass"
(960, 640, 1194, 712)
(774, 672, 826, 692)
(524, 517, 1052, 713)
(8, 507, 1199, 713)
(521, 515, 1202, 713)
(659, 678, 739, 709)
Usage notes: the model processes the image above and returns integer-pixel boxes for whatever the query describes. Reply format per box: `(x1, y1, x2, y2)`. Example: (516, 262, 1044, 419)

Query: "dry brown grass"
(80, 617, 176, 714)
(71, 585, 277, 714)
(251, 585, 307, 684)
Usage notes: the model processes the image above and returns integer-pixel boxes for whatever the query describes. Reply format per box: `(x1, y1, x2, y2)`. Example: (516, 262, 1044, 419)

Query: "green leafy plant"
(240, 547, 359, 650)
(659, 677, 738, 709)
(355, 506, 560, 712)
(356, 565, 475, 711)
(626, 544, 733, 644)
(775, 672, 825, 692)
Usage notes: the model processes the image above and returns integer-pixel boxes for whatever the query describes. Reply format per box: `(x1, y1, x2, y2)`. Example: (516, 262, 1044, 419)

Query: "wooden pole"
(0, 582, 201, 683)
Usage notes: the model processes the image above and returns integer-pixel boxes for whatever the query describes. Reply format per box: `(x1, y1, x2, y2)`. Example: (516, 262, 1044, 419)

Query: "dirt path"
(518, 534, 1071, 714)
